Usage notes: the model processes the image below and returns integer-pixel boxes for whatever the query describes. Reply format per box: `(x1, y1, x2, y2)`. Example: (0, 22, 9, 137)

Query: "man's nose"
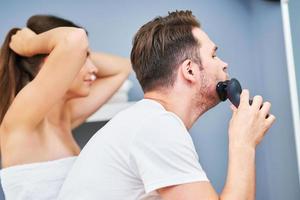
(221, 59, 228, 70)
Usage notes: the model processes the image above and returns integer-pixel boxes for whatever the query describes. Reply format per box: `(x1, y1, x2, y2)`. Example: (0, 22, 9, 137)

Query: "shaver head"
(216, 80, 229, 101)
(216, 78, 242, 107)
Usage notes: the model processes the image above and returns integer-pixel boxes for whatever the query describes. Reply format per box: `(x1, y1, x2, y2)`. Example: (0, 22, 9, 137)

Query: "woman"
(0, 15, 131, 199)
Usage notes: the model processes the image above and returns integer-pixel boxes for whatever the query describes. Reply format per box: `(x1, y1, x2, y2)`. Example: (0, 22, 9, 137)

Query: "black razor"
(216, 78, 253, 108)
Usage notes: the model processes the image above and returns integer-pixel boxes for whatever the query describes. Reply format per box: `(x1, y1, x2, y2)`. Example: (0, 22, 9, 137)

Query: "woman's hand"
(9, 28, 37, 57)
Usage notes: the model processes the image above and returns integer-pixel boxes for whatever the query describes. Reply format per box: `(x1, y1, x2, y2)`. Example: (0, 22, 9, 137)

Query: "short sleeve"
(129, 113, 209, 193)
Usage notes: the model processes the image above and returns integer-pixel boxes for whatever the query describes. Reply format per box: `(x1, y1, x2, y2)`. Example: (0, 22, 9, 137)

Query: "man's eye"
(212, 55, 217, 58)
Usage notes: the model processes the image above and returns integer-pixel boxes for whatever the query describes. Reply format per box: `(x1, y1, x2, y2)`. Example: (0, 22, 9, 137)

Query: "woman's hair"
(0, 15, 85, 124)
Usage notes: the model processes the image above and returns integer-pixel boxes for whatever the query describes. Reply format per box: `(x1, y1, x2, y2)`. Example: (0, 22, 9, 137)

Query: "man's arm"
(158, 147, 255, 200)
(158, 90, 275, 200)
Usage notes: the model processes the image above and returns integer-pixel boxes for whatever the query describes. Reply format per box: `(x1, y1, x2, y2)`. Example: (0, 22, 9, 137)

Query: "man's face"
(192, 28, 229, 106)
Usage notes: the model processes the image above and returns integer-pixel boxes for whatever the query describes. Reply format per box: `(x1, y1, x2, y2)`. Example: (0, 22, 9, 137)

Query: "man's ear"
(180, 59, 196, 83)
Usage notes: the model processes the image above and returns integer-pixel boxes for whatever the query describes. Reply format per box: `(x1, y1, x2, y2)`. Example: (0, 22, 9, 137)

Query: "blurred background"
(0, 0, 299, 199)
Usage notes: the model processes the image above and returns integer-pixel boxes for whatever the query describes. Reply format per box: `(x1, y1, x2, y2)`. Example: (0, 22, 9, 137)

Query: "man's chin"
(210, 93, 222, 107)
(210, 98, 221, 109)
(204, 94, 221, 111)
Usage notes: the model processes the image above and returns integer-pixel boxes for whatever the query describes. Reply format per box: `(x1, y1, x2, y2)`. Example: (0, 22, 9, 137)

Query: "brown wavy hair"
(131, 10, 201, 92)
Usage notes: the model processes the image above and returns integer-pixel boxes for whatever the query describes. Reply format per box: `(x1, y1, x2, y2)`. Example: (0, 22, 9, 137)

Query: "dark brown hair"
(0, 15, 85, 124)
(130, 10, 201, 92)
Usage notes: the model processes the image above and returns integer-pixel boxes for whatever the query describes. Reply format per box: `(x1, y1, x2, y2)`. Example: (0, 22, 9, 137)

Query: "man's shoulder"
(114, 99, 173, 123)
(133, 112, 189, 143)
(106, 99, 188, 142)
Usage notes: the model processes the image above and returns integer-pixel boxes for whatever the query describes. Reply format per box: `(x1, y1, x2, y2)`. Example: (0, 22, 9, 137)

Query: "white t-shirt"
(58, 99, 208, 200)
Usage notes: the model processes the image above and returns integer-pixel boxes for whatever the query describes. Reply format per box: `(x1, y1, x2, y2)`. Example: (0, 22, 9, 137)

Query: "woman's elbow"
(64, 28, 88, 52)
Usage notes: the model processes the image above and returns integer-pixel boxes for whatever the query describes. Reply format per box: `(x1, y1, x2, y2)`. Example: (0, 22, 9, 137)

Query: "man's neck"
(144, 90, 209, 129)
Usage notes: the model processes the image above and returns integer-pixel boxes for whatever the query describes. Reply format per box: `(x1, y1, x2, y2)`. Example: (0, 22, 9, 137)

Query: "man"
(58, 10, 275, 200)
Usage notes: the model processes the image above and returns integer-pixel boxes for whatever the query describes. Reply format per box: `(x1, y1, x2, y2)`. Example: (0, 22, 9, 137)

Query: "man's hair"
(131, 10, 201, 92)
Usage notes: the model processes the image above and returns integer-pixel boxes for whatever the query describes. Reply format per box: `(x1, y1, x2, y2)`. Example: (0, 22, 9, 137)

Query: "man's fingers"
(230, 104, 237, 111)
(251, 95, 263, 110)
(265, 114, 276, 127)
(239, 89, 250, 108)
(230, 104, 237, 116)
(260, 101, 271, 118)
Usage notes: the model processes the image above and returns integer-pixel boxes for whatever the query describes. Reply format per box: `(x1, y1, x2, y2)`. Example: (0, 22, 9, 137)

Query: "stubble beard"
(195, 73, 220, 114)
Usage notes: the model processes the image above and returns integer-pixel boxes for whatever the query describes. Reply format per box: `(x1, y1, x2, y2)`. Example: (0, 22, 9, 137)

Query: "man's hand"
(9, 28, 36, 57)
(228, 89, 276, 149)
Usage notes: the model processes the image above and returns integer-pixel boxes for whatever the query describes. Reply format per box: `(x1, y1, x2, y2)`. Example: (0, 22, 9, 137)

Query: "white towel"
(1, 156, 76, 200)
